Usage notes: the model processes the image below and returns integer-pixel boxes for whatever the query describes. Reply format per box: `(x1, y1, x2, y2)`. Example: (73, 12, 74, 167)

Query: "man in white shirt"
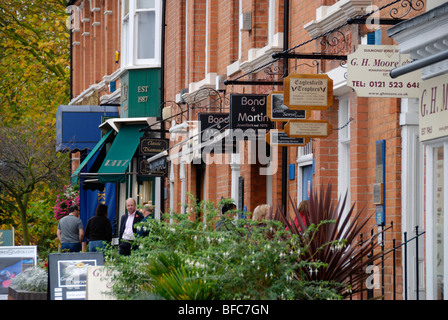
(118, 198, 143, 255)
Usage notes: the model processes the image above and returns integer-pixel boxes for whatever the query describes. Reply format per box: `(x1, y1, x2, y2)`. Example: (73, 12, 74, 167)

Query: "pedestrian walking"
(57, 205, 84, 252)
(85, 203, 113, 252)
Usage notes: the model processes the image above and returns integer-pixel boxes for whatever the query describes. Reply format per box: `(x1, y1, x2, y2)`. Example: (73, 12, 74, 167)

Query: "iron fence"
(349, 222, 426, 300)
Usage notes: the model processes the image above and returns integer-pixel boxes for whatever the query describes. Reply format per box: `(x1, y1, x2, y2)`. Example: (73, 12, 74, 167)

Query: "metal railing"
(351, 222, 426, 300)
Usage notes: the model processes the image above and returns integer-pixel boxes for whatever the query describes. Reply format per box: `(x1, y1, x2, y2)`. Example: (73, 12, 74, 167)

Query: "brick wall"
(71, 0, 121, 103)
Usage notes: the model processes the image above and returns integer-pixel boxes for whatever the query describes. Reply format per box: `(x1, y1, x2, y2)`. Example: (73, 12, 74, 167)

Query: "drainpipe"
(281, 0, 289, 214)
(160, 0, 167, 215)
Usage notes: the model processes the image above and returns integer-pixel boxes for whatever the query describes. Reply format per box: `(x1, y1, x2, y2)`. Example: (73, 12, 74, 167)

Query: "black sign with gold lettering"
(138, 137, 169, 177)
(139, 137, 169, 156)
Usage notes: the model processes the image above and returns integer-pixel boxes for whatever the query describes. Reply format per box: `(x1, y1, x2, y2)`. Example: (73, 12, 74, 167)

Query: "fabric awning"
(97, 124, 145, 183)
(70, 130, 113, 184)
(56, 105, 119, 151)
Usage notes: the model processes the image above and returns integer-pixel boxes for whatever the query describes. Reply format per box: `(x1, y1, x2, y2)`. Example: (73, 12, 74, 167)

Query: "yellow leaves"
(0, 1, 70, 128)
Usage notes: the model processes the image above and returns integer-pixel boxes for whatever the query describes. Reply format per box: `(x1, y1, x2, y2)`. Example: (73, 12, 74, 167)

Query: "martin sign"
(230, 94, 273, 139)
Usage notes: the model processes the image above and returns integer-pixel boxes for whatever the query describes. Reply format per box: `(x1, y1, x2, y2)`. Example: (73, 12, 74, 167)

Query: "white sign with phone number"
(347, 45, 421, 98)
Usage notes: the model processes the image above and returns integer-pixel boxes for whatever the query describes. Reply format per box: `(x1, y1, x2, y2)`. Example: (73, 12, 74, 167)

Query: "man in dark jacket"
(118, 198, 143, 255)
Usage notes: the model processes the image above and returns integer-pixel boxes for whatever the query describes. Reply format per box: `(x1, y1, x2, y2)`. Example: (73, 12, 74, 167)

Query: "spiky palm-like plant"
(273, 183, 381, 297)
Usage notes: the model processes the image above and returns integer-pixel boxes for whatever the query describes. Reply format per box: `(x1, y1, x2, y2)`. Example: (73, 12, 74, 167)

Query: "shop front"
(389, 2, 448, 299)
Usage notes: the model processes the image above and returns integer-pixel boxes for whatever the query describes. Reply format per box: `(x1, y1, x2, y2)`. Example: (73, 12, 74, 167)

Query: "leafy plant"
(10, 266, 47, 293)
(104, 197, 345, 300)
(274, 183, 380, 297)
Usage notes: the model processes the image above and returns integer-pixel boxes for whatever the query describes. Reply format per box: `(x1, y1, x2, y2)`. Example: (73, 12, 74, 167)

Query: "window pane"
(137, 0, 155, 9)
(123, 0, 129, 16)
(137, 11, 155, 60)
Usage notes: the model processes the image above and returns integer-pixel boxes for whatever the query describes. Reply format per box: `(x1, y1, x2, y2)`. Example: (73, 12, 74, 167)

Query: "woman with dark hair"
(85, 203, 113, 252)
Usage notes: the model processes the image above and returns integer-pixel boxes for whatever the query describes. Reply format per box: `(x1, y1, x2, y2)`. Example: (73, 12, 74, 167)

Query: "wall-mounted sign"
(347, 45, 421, 98)
(283, 74, 333, 110)
(230, 94, 273, 138)
(266, 130, 309, 146)
(284, 120, 333, 138)
(419, 73, 448, 141)
(266, 91, 310, 121)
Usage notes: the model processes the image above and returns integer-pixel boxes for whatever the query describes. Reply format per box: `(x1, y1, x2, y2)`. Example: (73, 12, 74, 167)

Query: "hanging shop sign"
(199, 113, 234, 153)
(419, 73, 448, 141)
(283, 74, 333, 111)
(139, 137, 169, 156)
(138, 137, 169, 177)
(265, 130, 309, 147)
(266, 91, 310, 121)
(284, 120, 333, 138)
(347, 45, 421, 98)
(230, 94, 274, 139)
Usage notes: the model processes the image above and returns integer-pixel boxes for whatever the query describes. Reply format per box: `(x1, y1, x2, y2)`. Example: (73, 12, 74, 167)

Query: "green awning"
(97, 124, 145, 183)
(70, 130, 113, 185)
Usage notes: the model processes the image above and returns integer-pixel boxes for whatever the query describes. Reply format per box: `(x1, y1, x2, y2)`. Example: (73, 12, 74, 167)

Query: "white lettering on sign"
(103, 160, 130, 167)
(241, 96, 266, 106)
(238, 113, 270, 122)
(137, 86, 149, 103)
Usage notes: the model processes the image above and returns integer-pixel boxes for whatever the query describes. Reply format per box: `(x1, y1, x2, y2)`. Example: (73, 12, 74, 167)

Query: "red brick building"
(161, 0, 428, 300)
(63, 0, 448, 300)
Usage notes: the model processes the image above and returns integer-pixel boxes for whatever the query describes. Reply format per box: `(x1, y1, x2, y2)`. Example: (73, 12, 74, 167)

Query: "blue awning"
(56, 105, 119, 152)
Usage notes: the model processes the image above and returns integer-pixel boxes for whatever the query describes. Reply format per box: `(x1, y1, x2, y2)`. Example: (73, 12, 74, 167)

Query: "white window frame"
(121, 0, 161, 69)
(425, 138, 448, 300)
(338, 95, 351, 219)
(268, 0, 275, 45)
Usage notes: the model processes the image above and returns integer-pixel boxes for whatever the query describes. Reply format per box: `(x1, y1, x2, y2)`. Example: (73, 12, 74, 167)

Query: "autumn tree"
(0, 1, 71, 245)
(0, 0, 70, 127)
(0, 126, 69, 244)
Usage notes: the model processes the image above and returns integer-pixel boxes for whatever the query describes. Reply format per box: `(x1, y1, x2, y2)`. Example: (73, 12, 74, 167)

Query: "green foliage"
(0, 1, 70, 246)
(103, 198, 344, 300)
(0, 0, 70, 127)
(275, 183, 380, 297)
